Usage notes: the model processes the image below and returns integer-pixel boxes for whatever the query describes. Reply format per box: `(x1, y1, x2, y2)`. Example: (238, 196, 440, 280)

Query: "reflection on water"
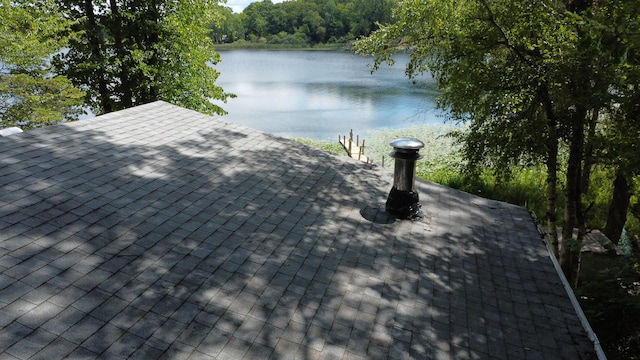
(212, 50, 443, 140)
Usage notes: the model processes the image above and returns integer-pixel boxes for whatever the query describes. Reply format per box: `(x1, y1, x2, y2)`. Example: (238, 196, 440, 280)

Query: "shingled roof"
(0, 101, 598, 359)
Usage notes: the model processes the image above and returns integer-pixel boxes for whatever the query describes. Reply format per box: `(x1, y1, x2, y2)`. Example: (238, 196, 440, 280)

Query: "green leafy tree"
(54, 0, 233, 116)
(0, 0, 85, 129)
(590, 0, 640, 244)
(355, 0, 640, 284)
(317, 0, 349, 42)
(210, 5, 245, 43)
(243, 1, 275, 39)
(348, 0, 394, 38)
(356, 0, 573, 267)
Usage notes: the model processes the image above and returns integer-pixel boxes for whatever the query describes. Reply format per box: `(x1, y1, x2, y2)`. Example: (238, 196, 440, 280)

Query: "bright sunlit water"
(212, 50, 444, 140)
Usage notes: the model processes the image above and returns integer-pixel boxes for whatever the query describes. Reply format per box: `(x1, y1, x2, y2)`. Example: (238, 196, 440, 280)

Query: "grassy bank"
(364, 124, 552, 218)
(293, 123, 638, 236)
(290, 124, 549, 218)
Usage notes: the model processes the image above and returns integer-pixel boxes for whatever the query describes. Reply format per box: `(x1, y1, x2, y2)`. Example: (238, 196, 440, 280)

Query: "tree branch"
(479, 0, 537, 71)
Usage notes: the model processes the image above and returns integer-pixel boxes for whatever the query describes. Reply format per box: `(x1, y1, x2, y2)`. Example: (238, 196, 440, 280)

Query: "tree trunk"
(581, 108, 599, 194)
(84, 0, 111, 114)
(147, 0, 161, 101)
(603, 171, 631, 244)
(561, 106, 587, 288)
(546, 141, 559, 257)
(541, 86, 559, 257)
(109, 0, 133, 108)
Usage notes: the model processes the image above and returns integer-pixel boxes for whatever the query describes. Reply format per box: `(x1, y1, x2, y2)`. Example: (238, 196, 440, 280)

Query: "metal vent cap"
(389, 138, 424, 150)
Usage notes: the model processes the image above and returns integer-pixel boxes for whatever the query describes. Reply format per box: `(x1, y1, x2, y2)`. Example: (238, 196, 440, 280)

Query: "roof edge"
(530, 213, 608, 360)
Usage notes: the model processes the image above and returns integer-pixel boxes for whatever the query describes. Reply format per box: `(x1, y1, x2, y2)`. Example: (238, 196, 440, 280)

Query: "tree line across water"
(210, 0, 395, 46)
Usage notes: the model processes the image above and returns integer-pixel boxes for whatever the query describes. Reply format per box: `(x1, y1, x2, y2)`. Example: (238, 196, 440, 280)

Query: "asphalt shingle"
(0, 101, 596, 359)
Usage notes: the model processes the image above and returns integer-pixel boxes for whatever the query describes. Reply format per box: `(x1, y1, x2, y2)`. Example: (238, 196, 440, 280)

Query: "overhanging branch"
(479, 0, 538, 71)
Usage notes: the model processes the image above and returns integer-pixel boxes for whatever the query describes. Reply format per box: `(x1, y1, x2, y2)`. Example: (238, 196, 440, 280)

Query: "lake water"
(212, 50, 444, 140)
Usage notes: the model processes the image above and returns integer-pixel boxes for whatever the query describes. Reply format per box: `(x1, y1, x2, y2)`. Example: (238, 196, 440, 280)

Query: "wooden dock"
(339, 130, 372, 163)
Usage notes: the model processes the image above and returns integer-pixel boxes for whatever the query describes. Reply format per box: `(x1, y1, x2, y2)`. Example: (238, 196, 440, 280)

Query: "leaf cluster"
(0, 0, 85, 128)
(576, 256, 640, 358)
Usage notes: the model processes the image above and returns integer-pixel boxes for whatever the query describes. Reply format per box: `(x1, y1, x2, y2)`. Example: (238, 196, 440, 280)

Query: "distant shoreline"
(214, 42, 351, 51)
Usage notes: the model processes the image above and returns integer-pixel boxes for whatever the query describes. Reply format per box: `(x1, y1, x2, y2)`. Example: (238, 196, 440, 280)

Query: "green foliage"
(364, 123, 464, 175)
(0, 0, 84, 129)
(630, 178, 640, 237)
(349, 0, 394, 38)
(576, 256, 640, 359)
(355, 0, 582, 173)
(156, 0, 235, 115)
(55, 0, 233, 116)
(215, 41, 344, 50)
(0, 73, 85, 129)
(210, 5, 244, 43)
(267, 32, 309, 46)
(583, 167, 616, 230)
(212, 0, 396, 47)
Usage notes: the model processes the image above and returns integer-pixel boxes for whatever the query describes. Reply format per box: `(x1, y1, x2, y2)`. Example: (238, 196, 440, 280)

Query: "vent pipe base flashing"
(386, 187, 423, 220)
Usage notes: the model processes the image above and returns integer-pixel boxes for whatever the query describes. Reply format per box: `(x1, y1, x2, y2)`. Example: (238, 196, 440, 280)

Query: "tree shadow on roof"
(0, 107, 595, 359)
